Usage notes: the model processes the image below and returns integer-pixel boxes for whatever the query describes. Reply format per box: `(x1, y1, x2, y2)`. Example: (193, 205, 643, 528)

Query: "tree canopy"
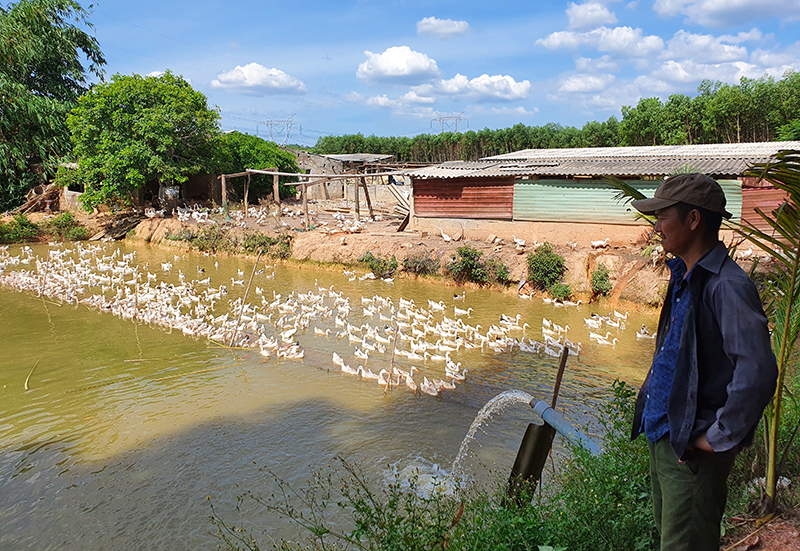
(0, 0, 105, 211)
(313, 72, 800, 163)
(67, 71, 220, 209)
(214, 131, 299, 200)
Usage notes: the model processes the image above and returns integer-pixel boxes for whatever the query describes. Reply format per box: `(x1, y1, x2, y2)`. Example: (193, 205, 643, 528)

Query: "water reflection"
(0, 241, 656, 549)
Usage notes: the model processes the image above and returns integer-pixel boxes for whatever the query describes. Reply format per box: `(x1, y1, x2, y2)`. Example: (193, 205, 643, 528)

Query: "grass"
(0, 212, 90, 243)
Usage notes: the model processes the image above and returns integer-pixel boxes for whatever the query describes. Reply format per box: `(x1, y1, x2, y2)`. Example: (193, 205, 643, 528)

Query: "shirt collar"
(665, 241, 725, 282)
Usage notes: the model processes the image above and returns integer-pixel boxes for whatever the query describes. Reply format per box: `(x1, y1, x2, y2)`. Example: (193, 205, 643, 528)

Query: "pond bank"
(127, 213, 670, 311)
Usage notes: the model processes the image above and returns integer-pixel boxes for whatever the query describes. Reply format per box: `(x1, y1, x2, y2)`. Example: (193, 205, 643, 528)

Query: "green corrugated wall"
(513, 179, 742, 224)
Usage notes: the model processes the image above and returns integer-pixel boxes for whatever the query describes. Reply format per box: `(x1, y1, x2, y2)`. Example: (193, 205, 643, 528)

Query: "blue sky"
(86, 0, 800, 146)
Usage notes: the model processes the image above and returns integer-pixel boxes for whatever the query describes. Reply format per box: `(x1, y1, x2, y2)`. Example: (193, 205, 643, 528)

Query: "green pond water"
(0, 241, 656, 550)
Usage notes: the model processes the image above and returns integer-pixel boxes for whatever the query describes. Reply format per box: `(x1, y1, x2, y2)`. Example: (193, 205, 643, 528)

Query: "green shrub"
(527, 242, 566, 290)
(243, 233, 293, 259)
(190, 226, 232, 253)
(0, 214, 40, 243)
(548, 282, 572, 301)
(358, 251, 398, 278)
(402, 252, 440, 276)
(538, 381, 657, 550)
(447, 245, 488, 284)
(591, 264, 613, 298)
(447, 246, 510, 286)
(44, 212, 89, 241)
(486, 257, 510, 284)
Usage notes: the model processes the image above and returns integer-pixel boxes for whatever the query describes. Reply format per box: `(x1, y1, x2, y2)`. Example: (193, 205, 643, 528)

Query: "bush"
(243, 233, 293, 259)
(0, 214, 40, 243)
(548, 282, 572, 301)
(539, 380, 657, 550)
(448, 245, 488, 284)
(591, 264, 613, 298)
(44, 212, 89, 241)
(486, 257, 510, 284)
(527, 242, 566, 290)
(446, 246, 509, 286)
(402, 252, 440, 276)
(358, 251, 397, 278)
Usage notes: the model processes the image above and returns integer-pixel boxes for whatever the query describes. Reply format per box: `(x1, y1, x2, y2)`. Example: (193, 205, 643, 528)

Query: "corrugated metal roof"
(323, 153, 394, 163)
(484, 142, 800, 161)
(407, 142, 800, 179)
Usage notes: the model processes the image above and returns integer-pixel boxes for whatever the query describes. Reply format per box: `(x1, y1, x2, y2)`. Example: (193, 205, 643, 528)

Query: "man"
(630, 173, 778, 551)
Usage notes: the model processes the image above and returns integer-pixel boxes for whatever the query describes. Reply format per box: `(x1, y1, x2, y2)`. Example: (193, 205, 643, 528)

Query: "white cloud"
(416, 16, 471, 37)
(575, 55, 619, 72)
(356, 46, 441, 84)
(146, 71, 165, 78)
(400, 91, 436, 104)
(559, 73, 616, 92)
(661, 30, 748, 63)
(566, 2, 618, 30)
(719, 28, 763, 44)
(470, 105, 539, 116)
(413, 73, 532, 102)
(211, 63, 306, 95)
(536, 26, 664, 57)
(653, 0, 800, 27)
(652, 59, 761, 83)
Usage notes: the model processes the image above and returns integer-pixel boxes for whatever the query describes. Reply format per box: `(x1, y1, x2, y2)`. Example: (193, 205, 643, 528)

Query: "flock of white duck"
(0, 242, 655, 398)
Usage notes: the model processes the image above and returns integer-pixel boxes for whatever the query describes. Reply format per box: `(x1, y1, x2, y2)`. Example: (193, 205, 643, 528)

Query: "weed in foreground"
(210, 381, 661, 551)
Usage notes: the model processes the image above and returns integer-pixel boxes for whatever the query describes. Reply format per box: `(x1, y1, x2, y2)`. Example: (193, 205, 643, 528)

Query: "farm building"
(406, 141, 800, 246)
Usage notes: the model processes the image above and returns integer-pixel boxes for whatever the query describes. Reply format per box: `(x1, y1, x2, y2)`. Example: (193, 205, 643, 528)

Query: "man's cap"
(632, 173, 732, 219)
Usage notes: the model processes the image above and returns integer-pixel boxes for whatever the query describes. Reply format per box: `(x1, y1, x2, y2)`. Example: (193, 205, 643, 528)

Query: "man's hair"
(674, 202, 723, 236)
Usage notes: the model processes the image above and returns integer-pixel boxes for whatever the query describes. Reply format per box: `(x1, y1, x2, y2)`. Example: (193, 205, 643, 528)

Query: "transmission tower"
(263, 114, 301, 145)
(432, 112, 467, 133)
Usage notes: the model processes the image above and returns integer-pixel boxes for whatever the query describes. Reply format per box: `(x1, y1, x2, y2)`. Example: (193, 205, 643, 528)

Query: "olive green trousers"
(649, 437, 738, 551)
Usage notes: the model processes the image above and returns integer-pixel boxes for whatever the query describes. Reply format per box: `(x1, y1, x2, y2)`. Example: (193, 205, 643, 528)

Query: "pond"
(0, 241, 657, 549)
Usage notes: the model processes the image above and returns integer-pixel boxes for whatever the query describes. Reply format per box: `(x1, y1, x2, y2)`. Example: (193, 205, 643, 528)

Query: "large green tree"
(214, 131, 299, 200)
(0, 0, 104, 211)
(68, 71, 220, 209)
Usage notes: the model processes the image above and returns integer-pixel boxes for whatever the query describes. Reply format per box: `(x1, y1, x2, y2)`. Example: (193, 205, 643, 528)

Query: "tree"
(214, 131, 299, 200)
(67, 71, 219, 209)
(0, 0, 105, 211)
(738, 151, 800, 515)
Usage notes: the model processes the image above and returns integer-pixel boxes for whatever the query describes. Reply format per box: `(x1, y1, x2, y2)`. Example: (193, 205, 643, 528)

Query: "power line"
(262, 114, 300, 145)
(431, 112, 468, 133)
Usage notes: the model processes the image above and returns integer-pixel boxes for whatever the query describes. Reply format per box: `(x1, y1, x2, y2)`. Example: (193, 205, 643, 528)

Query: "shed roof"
(407, 141, 800, 179)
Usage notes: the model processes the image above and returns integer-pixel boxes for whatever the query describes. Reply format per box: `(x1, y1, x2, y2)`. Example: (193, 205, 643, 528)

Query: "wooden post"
(302, 182, 309, 229)
(273, 172, 281, 215)
(353, 178, 360, 221)
(360, 176, 374, 220)
(221, 174, 231, 221)
(243, 174, 250, 220)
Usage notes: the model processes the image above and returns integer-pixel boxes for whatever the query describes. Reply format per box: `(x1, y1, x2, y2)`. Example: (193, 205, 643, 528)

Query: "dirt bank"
(125, 204, 670, 308)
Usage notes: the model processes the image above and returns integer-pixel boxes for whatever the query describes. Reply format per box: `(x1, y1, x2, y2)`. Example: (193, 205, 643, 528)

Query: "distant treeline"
(313, 73, 800, 163)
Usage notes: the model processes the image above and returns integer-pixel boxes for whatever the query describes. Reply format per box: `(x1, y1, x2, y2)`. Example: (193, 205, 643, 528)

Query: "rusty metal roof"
(407, 141, 800, 179)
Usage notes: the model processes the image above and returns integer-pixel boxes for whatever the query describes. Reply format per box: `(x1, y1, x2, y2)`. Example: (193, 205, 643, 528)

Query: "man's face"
(654, 205, 693, 258)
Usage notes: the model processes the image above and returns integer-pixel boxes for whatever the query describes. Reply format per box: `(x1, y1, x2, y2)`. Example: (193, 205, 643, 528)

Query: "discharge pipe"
(530, 399, 602, 456)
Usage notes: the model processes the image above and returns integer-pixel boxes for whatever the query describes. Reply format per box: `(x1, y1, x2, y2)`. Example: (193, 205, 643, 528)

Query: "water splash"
(451, 389, 535, 476)
(386, 459, 458, 498)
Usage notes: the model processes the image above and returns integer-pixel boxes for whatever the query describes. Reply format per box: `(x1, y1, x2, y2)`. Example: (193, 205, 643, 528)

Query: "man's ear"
(688, 209, 702, 231)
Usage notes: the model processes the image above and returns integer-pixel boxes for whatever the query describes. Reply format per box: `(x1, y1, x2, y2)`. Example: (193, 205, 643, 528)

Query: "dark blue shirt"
(643, 257, 691, 442)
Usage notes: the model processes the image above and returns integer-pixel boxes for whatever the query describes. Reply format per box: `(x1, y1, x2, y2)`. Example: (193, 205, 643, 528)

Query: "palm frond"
(603, 175, 657, 226)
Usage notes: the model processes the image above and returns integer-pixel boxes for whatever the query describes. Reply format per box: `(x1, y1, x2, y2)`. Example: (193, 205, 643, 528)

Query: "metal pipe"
(531, 400, 602, 456)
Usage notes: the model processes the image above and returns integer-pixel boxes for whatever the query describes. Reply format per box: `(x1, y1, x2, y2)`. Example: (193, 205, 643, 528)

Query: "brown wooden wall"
(413, 177, 514, 219)
(741, 187, 788, 235)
